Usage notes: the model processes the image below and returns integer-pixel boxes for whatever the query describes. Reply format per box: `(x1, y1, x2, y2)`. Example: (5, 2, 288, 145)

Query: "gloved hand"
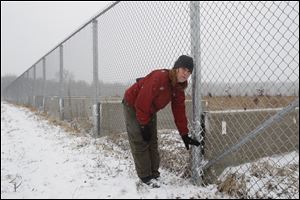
(181, 135, 200, 150)
(140, 124, 151, 142)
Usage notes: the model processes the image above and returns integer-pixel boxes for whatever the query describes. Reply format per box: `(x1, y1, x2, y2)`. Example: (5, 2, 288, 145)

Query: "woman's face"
(176, 67, 191, 83)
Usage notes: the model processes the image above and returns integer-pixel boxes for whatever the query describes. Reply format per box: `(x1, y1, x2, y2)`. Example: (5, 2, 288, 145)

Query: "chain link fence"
(196, 2, 299, 198)
(3, 1, 299, 198)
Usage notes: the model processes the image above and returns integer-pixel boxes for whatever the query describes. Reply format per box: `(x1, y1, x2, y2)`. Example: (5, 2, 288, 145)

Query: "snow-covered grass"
(1, 101, 228, 199)
(2, 101, 298, 199)
(217, 151, 299, 199)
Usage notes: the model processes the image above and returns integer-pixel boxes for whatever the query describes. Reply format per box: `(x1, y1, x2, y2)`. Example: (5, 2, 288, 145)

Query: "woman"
(122, 55, 200, 186)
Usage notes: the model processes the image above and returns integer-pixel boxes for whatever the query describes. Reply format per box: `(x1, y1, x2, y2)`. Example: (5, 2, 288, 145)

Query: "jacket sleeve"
(135, 73, 161, 125)
(171, 88, 189, 136)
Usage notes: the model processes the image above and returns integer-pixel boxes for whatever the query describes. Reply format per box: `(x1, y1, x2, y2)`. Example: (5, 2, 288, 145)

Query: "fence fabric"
(3, 1, 299, 198)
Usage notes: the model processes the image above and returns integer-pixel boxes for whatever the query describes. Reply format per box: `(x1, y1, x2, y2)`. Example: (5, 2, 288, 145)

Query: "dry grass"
(217, 173, 247, 198)
(5, 101, 298, 198)
(103, 131, 192, 178)
(217, 157, 299, 199)
(46, 117, 81, 135)
(8, 102, 83, 136)
(202, 96, 296, 110)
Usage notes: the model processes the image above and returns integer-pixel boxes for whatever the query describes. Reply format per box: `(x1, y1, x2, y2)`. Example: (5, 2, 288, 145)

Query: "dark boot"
(140, 176, 160, 188)
(140, 176, 152, 184)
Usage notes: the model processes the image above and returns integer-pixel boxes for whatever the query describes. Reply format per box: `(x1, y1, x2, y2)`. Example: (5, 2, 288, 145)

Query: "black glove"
(181, 135, 200, 150)
(140, 124, 151, 142)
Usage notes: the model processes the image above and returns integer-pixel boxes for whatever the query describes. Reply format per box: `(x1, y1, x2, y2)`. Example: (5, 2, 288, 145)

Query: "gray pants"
(122, 100, 160, 179)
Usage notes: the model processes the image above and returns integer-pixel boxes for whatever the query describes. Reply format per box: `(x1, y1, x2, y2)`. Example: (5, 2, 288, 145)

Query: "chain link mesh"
(3, 1, 299, 198)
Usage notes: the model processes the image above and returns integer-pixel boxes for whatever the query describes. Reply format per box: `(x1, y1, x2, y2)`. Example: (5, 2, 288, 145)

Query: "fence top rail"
(40, 1, 120, 60)
(8, 1, 120, 88)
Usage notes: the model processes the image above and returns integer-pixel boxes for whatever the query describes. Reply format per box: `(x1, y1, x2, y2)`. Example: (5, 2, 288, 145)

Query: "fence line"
(3, 1, 299, 198)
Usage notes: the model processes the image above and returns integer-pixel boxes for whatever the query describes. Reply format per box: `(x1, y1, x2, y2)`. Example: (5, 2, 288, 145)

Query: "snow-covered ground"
(217, 151, 299, 199)
(1, 101, 228, 199)
(2, 101, 299, 199)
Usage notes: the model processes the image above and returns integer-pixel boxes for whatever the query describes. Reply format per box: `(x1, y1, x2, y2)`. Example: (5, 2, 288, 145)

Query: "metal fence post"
(59, 45, 64, 120)
(17, 79, 20, 104)
(26, 71, 30, 105)
(33, 65, 36, 108)
(42, 57, 46, 112)
(92, 19, 100, 137)
(190, 1, 203, 185)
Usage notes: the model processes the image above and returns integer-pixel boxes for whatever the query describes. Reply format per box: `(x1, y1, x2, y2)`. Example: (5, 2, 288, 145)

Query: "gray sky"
(1, 1, 112, 77)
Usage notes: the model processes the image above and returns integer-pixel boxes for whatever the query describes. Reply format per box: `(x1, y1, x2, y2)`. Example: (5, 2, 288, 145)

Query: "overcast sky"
(1, 1, 112, 77)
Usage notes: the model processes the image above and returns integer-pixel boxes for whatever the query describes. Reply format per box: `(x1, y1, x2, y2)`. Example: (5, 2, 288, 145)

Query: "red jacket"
(124, 69, 189, 136)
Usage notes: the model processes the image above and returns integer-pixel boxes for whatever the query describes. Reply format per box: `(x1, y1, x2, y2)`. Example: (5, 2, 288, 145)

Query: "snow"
(2, 101, 298, 199)
(218, 151, 299, 199)
(1, 101, 228, 199)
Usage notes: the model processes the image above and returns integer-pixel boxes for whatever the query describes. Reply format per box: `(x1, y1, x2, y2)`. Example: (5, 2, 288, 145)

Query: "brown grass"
(46, 116, 81, 135)
(217, 173, 247, 198)
(202, 96, 297, 111)
(7, 102, 82, 135)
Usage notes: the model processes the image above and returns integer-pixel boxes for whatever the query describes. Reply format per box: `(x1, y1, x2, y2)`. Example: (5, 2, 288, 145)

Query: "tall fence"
(3, 1, 299, 198)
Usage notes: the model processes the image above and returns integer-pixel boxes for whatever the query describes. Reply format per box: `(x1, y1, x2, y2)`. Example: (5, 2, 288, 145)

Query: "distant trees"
(3, 73, 299, 101)
(1, 75, 17, 98)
